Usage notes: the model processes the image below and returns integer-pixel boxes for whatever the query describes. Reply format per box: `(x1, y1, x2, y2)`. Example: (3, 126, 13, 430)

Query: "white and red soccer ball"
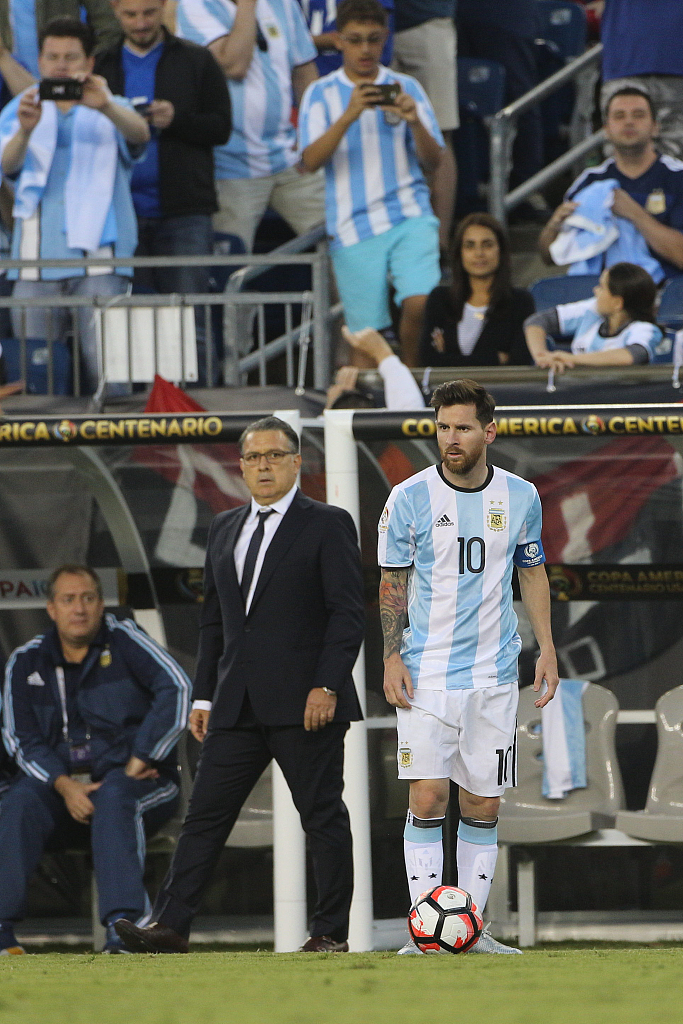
(408, 885, 483, 954)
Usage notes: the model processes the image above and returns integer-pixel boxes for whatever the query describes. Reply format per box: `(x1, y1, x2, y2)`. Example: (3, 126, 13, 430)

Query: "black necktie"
(240, 509, 275, 604)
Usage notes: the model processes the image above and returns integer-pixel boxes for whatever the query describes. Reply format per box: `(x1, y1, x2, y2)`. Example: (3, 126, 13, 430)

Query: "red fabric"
(144, 374, 206, 415)
(136, 376, 245, 515)
(533, 436, 678, 563)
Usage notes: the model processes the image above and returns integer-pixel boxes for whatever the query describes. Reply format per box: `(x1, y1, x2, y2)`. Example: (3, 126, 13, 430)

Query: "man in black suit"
(117, 416, 365, 954)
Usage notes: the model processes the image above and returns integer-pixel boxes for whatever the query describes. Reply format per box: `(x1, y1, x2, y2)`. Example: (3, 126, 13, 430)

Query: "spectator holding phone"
(299, 0, 444, 366)
(96, 0, 231, 384)
(0, 17, 149, 394)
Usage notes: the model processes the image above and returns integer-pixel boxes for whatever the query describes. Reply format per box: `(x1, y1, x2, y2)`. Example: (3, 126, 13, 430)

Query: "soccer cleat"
(397, 938, 423, 955)
(469, 924, 522, 955)
(102, 923, 132, 954)
(0, 925, 25, 955)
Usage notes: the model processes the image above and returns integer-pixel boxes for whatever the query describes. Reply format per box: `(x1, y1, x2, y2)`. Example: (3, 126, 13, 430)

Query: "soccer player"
(378, 378, 559, 954)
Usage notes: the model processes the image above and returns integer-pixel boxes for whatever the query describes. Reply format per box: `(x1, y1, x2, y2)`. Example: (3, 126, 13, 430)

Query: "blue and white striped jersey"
(378, 463, 545, 690)
(557, 297, 662, 360)
(298, 66, 442, 249)
(177, 0, 316, 179)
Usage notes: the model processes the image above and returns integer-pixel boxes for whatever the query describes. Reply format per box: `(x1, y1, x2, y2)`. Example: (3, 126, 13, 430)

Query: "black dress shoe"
(299, 935, 349, 952)
(114, 920, 189, 954)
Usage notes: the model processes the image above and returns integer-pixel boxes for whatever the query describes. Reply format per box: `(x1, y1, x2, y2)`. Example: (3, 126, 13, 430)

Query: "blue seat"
(455, 58, 506, 215)
(2, 337, 72, 394)
(655, 279, 683, 364)
(534, 1, 588, 163)
(530, 274, 599, 310)
(658, 276, 683, 327)
(535, 0, 587, 61)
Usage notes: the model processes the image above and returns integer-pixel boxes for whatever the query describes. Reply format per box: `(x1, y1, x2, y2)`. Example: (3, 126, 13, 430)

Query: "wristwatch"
(322, 686, 336, 696)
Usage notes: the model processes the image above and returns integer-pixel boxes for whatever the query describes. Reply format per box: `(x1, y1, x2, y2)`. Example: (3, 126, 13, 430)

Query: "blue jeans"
(135, 214, 217, 385)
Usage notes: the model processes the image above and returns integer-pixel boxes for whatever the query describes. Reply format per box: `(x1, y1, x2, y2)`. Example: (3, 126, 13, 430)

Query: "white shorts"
(392, 19, 459, 131)
(396, 684, 518, 796)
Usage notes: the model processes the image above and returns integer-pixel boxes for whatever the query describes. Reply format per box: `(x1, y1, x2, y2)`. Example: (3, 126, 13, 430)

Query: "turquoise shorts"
(331, 215, 440, 332)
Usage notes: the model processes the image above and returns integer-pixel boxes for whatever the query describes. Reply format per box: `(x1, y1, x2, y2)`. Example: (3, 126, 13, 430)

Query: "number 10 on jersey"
(457, 537, 485, 574)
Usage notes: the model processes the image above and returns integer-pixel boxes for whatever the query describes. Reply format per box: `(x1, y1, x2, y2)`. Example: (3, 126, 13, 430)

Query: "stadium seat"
(1, 337, 73, 395)
(658, 277, 683, 327)
(454, 58, 506, 215)
(497, 682, 624, 945)
(498, 682, 625, 845)
(535, 0, 587, 62)
(616, 685, 683, 843)
(529, 274, 599, 311)
(534, 1, 588, 163)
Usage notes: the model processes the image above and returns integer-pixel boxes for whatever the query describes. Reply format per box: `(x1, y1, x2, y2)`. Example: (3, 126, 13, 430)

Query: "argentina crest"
(486, 500, 506, 532)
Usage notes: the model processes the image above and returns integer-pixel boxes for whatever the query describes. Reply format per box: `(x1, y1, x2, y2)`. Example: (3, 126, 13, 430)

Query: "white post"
(271, 410, 308, 951)
(272, 761, 308, 950)
(323, 410, 374, 952)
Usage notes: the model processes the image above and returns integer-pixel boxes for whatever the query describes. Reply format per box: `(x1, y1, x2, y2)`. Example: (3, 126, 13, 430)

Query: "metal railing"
(489, 43, 604, 225)
(222, 223, 343, 388)
(0, 234, 339, 398)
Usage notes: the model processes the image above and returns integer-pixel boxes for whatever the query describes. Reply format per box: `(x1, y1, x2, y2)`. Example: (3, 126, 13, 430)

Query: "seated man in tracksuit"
(0, 564, 190, 955)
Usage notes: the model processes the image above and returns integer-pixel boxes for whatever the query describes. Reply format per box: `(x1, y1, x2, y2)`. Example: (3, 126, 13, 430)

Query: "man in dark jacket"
(0, 565, 190, 955)
(96, 0, 231, 382)
(115, 416, 365, 955)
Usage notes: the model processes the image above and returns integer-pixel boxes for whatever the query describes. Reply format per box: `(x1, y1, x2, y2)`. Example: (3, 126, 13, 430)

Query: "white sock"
(456, 818, 498, 916)
(403, 811, 444, 905)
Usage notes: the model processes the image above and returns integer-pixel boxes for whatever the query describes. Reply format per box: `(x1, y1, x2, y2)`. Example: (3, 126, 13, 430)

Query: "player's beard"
(441, 444, 484, 476)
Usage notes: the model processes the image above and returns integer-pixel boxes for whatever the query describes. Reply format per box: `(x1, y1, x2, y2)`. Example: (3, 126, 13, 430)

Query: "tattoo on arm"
(379, 568, 410, 658)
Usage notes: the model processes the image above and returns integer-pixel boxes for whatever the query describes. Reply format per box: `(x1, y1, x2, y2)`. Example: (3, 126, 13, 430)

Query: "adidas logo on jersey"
(434, 514, 454, 527)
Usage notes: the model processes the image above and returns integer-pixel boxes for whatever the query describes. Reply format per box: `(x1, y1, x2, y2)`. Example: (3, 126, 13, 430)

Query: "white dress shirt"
(192, 483, 299, 712)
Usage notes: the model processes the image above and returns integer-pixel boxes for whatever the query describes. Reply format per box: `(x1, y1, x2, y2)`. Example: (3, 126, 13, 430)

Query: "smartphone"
(132, 97, 151, 115)
(361, 82, 400, 106)
(39, 78, 83, 101)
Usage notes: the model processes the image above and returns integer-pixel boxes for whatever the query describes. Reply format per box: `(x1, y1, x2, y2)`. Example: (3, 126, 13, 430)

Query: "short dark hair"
(47, 565, 102, 602)
(337, 0, 388, 32)
(430, 379, 496, 426)
(239, 416, 300, 454)
(604, 86, 657, 122)
(39, 17, 95, 58)
(605, 262, 658, 325)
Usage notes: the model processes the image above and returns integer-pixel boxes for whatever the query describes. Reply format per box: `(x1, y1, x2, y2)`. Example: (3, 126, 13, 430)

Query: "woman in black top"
(419, 213, 534, 366)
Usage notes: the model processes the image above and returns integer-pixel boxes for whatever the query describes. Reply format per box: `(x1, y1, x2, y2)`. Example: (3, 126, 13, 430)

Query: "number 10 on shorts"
(496, 743, 516, 787)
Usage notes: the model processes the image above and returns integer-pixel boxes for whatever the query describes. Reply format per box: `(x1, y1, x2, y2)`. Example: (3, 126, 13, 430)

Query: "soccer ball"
(408, 885, 483, 954)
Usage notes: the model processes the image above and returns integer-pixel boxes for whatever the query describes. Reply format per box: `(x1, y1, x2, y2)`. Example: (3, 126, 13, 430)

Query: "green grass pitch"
(2, 947, 683, 1024)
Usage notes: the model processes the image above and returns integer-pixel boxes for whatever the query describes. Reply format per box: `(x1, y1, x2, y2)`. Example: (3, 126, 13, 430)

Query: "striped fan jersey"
(378, 463, 545, 690)
(177, 0, 316, 179)
(557, 297, 662, 360)
(297, 65, 442, 249)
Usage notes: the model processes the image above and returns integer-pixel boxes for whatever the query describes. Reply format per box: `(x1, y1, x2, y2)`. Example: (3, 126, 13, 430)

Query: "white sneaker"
(470, 924, 522, 955)
(397, 939, 423, 955)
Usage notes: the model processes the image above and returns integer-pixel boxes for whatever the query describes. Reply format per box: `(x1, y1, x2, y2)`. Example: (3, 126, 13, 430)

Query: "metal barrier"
(222, 223, 343, 388)
(0, 232, 338, 398)
(489, 43, 604, 225)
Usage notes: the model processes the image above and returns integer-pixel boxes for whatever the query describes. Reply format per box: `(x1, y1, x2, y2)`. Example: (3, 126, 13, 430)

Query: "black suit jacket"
(419, 286, 535, 367)
(96, 30, 231, 218)
(194, 490, 365, 728)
